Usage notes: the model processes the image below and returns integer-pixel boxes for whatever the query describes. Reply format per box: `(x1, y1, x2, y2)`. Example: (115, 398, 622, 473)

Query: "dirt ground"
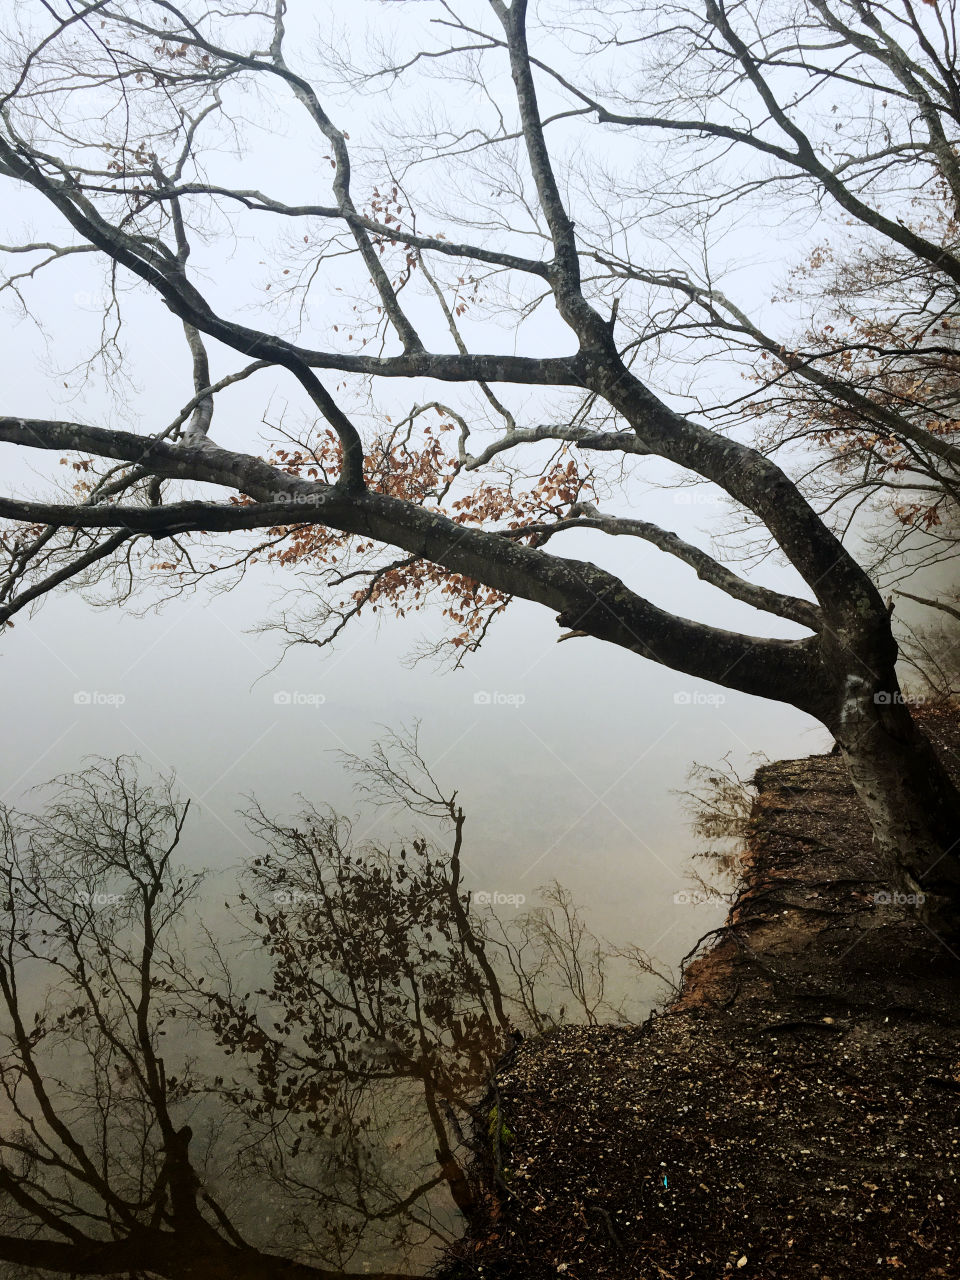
(438, 703, 960, 1279)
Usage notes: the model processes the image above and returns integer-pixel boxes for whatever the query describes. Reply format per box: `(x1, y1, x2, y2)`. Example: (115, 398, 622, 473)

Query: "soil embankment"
(441, 704, 960, 1278)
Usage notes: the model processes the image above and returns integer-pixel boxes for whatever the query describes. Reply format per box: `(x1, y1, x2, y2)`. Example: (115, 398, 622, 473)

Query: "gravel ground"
(438, 703, 960, 1279)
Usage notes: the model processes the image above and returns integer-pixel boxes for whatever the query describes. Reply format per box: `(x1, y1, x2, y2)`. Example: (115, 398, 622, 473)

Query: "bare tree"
(0, 0, 958, 921)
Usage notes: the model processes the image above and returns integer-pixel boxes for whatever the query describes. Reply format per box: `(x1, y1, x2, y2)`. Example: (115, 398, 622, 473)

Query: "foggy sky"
(0, 0, 938, 980)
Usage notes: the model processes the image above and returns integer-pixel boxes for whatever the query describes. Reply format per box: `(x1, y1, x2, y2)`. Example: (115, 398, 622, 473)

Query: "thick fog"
(1, 0, 938, 983)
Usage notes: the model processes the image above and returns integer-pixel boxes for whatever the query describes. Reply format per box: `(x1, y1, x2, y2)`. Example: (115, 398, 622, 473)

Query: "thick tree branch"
(895, 588, 960, 624)
(514, 502, 821, 629)
(0, 416, 823, 709)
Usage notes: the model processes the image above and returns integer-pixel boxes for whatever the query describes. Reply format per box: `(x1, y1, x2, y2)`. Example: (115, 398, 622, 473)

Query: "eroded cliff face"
(441, 703, 960, 1279)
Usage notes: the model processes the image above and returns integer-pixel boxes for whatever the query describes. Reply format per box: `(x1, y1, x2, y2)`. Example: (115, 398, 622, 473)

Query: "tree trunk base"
(834, 681, 960, 937)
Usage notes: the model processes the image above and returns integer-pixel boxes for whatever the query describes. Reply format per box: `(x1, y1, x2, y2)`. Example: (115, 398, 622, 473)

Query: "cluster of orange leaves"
(262, 417, 591, 651)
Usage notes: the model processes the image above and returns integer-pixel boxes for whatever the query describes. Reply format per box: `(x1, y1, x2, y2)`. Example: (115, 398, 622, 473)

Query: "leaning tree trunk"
(830, 672, 960, 928)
